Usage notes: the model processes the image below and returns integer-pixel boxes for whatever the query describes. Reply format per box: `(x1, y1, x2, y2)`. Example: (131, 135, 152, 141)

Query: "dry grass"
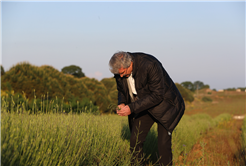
(178, 91, 246, 166)
(183, 119, 245, 166)
(185, 91, 245, 117)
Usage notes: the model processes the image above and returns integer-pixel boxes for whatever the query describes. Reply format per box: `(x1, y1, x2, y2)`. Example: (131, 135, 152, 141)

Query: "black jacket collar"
(128, 52, 138, 77)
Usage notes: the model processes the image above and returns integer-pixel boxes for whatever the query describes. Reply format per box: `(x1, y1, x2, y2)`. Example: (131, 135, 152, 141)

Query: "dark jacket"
(114, 52, 185, 133)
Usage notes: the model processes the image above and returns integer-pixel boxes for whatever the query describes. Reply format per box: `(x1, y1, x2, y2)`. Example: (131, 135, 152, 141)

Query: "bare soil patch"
(181, 119, 245, 166)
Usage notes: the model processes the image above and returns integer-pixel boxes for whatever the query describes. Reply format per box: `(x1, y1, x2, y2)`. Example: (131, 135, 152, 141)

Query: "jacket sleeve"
(128, 62, 165, 114)
(115, 75, 127, 105)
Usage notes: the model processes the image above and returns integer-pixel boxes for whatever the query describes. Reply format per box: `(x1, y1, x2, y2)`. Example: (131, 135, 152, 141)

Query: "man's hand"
(117, 105, 131, 116)
(117, 104, 125, 111)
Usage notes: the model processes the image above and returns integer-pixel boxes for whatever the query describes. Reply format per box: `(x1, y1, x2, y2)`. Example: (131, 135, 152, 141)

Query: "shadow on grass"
(121, 123, 159, 165)
(121, 123, 131, 141)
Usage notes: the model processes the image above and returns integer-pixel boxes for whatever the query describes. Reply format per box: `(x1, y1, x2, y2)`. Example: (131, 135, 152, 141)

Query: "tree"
(1, 65, 5, 76)
(193, 81, 205, 90)
(175, 83, 194, 102)
(201, 84, 210, 89)
(181, 81, 195, 91)
(101, 77, 118, 106)
(61, 65, 85, 78)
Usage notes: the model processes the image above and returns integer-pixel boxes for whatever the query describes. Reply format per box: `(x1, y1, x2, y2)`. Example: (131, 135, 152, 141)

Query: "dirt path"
(181, 118, 245, 166)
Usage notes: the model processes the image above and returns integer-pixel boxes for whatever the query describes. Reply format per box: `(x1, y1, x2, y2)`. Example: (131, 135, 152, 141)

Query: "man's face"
(118, 62, 133, 78)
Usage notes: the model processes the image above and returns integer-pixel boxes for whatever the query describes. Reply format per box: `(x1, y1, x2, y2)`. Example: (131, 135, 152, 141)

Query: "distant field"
(185, 91, 245, 117)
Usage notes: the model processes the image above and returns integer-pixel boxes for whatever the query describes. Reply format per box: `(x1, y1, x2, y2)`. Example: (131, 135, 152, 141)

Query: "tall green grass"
(1, 112, 132, 166)
(1, 111, 232, 166)
(1, 93, 233, 165)
(1, 91, 100, 115)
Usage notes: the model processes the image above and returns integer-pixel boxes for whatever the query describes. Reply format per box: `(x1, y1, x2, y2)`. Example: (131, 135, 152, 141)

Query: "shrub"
(1, 91, 99, 115)
(202, 96, 213, 102)
(175, 83, 194, 102)
(1, 62, 113, 113)
(1, 65, 5, 76)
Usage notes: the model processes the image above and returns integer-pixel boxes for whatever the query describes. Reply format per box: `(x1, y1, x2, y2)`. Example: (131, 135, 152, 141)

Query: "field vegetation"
(242, 118, 246, 158)
(185, 91, 245, 117)
(1, 111, 232, 166)
(1, 63, 117, 113)
(1, 63, 245, 165)
(1, 63, 194, 114)
(1, 92, 239, 166)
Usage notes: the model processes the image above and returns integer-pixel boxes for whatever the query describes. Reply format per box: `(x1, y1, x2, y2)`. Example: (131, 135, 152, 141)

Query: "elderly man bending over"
(109, 51, 185, 166)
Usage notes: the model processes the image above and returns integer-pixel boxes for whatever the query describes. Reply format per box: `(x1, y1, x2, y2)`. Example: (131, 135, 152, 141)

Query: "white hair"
(109, 51, 132, 74)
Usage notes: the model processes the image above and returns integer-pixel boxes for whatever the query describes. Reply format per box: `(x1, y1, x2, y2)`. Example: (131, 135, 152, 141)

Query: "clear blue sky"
(1, 1, 245, 90)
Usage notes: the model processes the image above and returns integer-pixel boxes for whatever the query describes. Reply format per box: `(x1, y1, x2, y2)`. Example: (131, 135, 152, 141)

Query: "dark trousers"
(129, 111, 172, 166)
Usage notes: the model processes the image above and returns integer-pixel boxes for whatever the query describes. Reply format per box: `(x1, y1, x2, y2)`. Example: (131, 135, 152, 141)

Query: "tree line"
(1, 63, 118, 114)
(1, 63, 213, 114)
(180, 81, 210, 92)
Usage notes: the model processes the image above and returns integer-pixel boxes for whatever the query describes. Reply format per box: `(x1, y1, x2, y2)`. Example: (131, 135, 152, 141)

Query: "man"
(109, 51, 185, 166)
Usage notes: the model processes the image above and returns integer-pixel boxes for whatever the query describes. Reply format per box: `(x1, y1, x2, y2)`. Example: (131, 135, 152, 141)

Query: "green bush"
(175, 83, 194, 102)
(101, 77, 118, 105)
(1, 65, 5, 76)
(202, 96, 213, 102)
(1, 62, 113, 113)
(1, 91, 99, 115)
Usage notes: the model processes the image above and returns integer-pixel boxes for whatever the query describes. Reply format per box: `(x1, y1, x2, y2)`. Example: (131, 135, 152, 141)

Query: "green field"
(1, 91, 245, 165)
(1, 112, 233, 165)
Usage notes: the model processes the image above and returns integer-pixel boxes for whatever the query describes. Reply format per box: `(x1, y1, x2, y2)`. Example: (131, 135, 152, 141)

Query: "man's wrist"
(119, 102, 126, 106)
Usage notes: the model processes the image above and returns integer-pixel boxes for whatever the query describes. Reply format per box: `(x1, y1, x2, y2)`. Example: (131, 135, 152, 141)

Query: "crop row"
(1, 111, 232, 166)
